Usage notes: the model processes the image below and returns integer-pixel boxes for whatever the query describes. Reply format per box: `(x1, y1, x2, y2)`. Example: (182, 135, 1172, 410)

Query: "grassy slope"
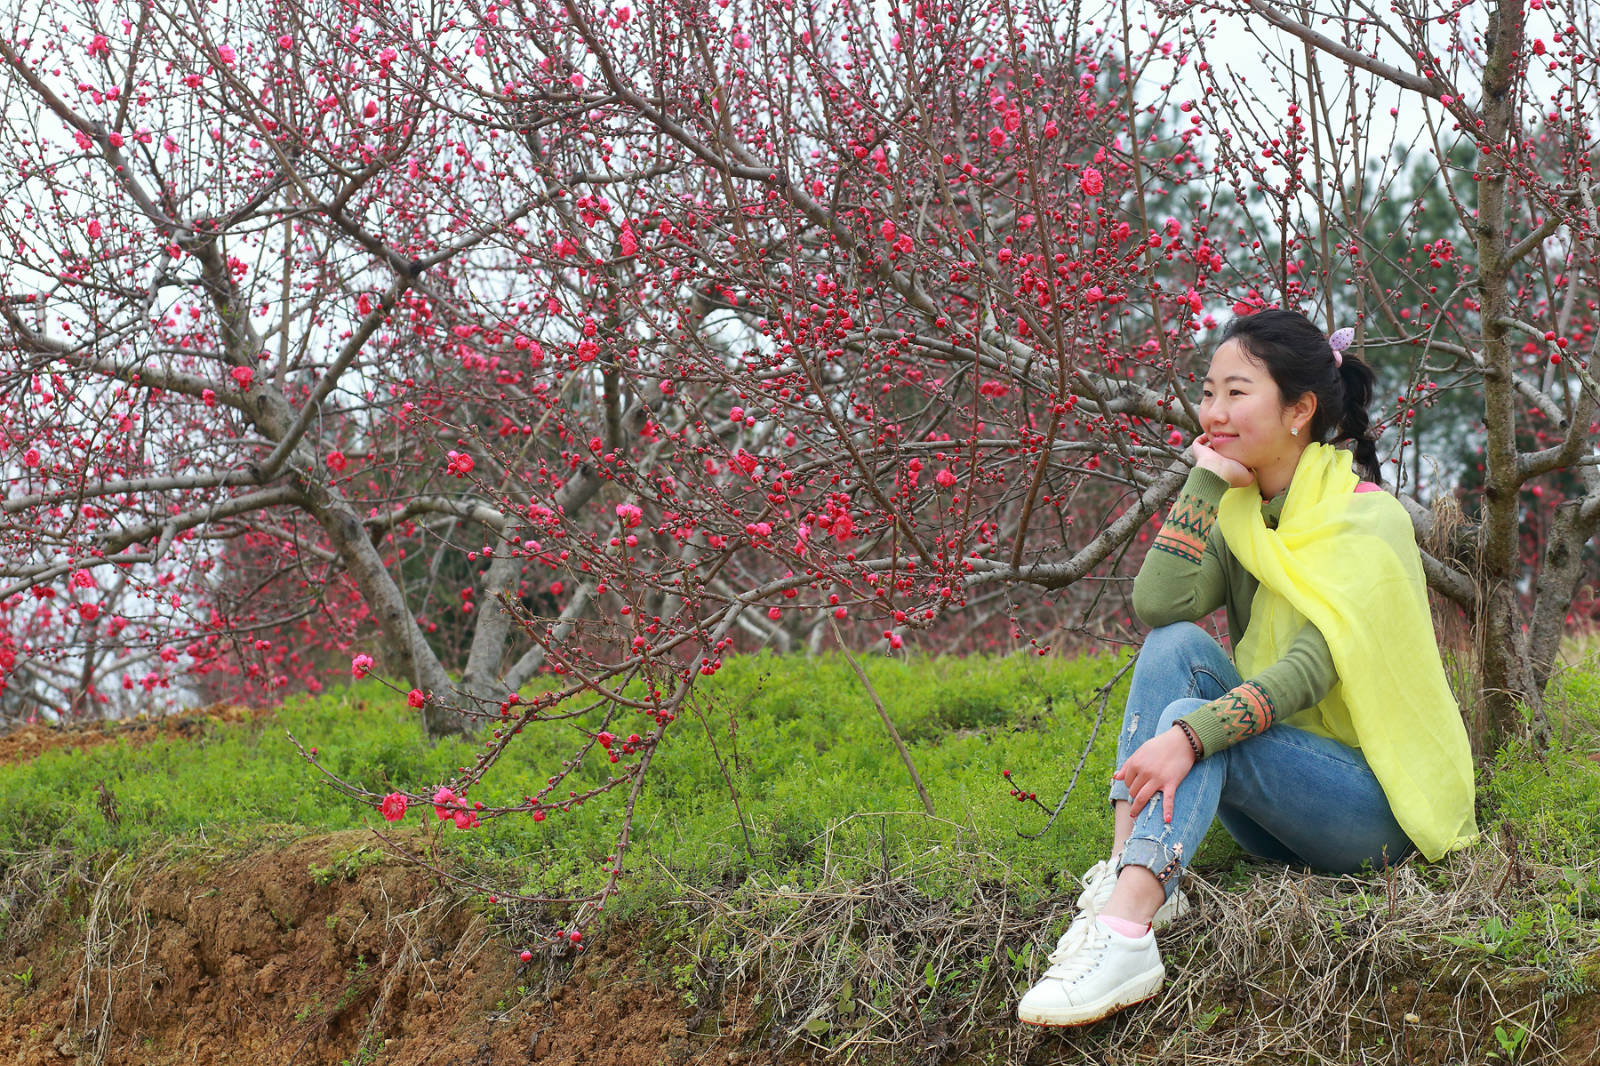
(2, 650, 1597, 1062)
(4, 647, 1598, 906)
(0, 652, 1160, 905)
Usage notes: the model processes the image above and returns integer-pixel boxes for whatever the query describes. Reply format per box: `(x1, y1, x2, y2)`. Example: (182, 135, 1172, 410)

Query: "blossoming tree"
(2, 0, 1597, 931)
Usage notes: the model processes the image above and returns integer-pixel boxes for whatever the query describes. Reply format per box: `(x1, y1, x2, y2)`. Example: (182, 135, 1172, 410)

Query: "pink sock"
(1097, 915, 1150, 938)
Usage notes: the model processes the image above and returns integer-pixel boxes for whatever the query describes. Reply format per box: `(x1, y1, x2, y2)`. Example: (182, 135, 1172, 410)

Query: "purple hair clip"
(1328, 326, 1355, 368)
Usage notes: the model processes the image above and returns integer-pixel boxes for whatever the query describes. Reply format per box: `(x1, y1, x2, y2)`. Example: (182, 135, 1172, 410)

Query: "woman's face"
(1199, 339, 1304, 476)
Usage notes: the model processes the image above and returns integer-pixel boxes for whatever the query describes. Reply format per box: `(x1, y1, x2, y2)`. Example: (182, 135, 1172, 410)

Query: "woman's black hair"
(1220, 308, 1381, 484)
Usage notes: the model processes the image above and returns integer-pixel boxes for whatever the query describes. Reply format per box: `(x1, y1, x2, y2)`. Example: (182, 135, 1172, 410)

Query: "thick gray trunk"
(1472, 1, 1540, 745)
(192, 240, 464, 736)
(1528, 501, 1597, 703)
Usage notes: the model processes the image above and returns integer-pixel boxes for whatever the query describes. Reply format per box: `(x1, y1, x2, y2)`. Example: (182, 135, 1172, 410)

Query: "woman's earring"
(1290, 426, 1299, 436)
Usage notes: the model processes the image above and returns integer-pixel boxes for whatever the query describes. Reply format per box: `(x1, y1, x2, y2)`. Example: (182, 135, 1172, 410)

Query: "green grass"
(1480, 664, 1600, 867)
(3, 648, 1596, 920)
(0, 651, 1145, 906)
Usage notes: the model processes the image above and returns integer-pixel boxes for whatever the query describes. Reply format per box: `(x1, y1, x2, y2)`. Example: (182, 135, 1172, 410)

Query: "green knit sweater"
(1133, 467, 1339, 756)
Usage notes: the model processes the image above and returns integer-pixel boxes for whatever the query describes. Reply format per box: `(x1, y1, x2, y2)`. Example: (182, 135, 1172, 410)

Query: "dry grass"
(653, 829, 1597, 1065)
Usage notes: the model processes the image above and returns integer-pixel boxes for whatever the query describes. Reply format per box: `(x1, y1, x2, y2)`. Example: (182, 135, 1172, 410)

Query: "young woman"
(1017, 308, 1478, 1028)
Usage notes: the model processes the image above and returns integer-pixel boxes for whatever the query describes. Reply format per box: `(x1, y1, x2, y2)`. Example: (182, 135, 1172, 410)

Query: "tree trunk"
(1472, 0, 1539, 746)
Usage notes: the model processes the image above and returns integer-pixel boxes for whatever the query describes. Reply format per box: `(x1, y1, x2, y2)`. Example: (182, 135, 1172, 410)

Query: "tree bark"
(1472, 0, 1543, 744)
(190, 238, 466, 736)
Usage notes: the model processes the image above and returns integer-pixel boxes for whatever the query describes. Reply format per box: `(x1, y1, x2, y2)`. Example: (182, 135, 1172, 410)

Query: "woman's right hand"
(1191, 433, 1255, 488)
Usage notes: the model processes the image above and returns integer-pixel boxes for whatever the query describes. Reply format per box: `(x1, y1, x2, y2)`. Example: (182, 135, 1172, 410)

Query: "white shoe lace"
(1051, 859, 1114, 959)
(1073, 859, 1114, 910)
(1044, 906, 1110, 979)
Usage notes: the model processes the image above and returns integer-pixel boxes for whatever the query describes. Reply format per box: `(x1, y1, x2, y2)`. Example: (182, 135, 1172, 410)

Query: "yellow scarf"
(1217, 443, 1478, 862)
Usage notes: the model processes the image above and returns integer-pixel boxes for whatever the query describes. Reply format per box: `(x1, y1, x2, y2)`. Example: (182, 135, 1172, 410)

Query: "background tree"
(1181, 0, 1600, 742)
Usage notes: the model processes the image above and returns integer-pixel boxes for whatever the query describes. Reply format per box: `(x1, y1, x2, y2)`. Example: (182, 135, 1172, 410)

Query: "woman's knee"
(1157, 697, 1209, 729)
(1121, 697, 1208, 749)
(1138, 622, 1213, 666)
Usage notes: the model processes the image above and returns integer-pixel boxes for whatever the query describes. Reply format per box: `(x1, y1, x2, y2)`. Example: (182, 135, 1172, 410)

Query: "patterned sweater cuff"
(1179, 680, 1277, 755)
(1151, 468, 1229, 564)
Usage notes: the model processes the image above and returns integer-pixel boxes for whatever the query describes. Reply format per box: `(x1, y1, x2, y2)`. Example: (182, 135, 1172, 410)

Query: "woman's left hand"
(1113, 727, 1198, 823)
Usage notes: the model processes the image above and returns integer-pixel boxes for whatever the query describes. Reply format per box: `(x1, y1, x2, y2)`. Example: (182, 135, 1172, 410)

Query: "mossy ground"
(0, 649, 1595, 1063)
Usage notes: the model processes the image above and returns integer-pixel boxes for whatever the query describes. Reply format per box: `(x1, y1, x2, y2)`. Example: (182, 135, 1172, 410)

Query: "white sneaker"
(1017, 917, 1165, 1027)
(1053, 860, 1190, 956)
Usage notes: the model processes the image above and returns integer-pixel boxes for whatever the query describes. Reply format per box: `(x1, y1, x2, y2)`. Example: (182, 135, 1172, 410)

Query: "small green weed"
(340, 1031, 383, 1066)
(309, 846, 386, 886)
(1490, 1021, 1531, 1061)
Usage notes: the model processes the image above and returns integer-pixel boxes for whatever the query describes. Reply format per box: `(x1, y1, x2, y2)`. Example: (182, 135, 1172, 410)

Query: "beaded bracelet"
(1174, 720, 1204, 760)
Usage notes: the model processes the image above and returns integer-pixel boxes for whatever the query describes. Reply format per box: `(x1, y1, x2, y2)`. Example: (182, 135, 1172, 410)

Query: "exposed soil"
(0, 717, 1595, 1064)
(0, 703, 259, 765)
(0, 831, 777, 1066)
(0, 831, 1595, 1065)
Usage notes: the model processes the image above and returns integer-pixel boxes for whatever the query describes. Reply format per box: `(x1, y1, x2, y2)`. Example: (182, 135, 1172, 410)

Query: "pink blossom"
(277, 34, 294, 49)
(87, 34, 110, 58)
(408, 688, 426, 708)
(73, 130, 93, 150)
(230, 366, 254, 388)
(445, 450, 475, 477)
(217, 44, 237, 64)
(452, 807, 478, 830)
(616, 502, 642, 528)
(72, 569, 95, 589)
(597, 731, 614, 749)
(831, 514, 854, 541)
(731, 31, 752, 49)
(935, 468, 957, 488)
(202, 388, 216, 406)
(23, 448, 40, 468)
(1080, 168, 1105, 196)
(325, 451, 348, 473)
(618, 223, 638, 256)
(380, 793, 408, 821)
(987, 127, 1006, 149)
(351, 653, 374, 678)
(77, 602, 100, 623)
(107, 131, 124, 147)
(432, 787, 457, 819)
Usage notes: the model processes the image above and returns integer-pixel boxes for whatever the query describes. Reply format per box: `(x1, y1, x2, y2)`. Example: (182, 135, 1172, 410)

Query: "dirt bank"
(0, 832, 771, 1066)
(0, 704, 258, 766)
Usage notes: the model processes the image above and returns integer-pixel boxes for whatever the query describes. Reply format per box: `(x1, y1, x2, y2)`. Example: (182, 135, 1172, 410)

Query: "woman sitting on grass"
(1017, 308, 1478, 1028)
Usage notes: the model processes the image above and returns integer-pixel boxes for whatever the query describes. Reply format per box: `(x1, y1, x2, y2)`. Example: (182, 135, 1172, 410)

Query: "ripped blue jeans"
(1109, 623, 1415, 899)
